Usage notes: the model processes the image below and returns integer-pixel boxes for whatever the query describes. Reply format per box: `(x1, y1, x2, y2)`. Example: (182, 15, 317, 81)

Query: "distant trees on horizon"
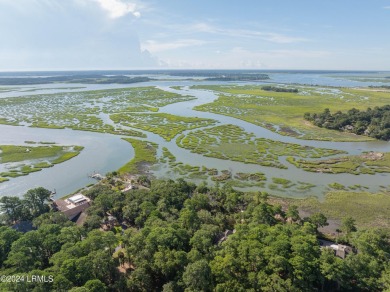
(261, 85, 299, 93)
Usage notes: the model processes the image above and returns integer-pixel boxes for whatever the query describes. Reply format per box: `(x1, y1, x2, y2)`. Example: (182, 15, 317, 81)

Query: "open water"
(0, 70, 389, 198)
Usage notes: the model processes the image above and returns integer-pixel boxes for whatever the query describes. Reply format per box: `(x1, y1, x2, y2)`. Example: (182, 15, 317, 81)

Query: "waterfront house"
(53, 194, 91, 221)
(319, 239, 354, 259)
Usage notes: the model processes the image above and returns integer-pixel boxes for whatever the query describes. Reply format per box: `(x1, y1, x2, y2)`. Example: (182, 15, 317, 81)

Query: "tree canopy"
(304, 105, 390, 140)
(0, 179, 389, 291)
(0, 187, 52, 224)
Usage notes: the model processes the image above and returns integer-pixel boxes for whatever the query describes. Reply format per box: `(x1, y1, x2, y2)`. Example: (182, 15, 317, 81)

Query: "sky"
(0, 0, 389, 71)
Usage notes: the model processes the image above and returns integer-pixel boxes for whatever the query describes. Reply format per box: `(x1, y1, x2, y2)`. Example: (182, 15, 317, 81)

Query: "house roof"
(74, 211, 88, 226)
(54, 194, 92, 220)
(62, 202, 91, 220)
(12, 221, 36, 233)
(68, 194, 87, 204)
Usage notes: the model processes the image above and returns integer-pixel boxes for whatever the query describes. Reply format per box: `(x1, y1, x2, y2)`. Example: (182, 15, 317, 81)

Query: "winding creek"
(0, 73, 389, 199)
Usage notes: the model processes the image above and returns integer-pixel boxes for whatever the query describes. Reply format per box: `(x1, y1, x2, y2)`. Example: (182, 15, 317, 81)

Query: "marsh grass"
(272, 177, 296, 188)
(298, 191, 390, 229)
(192, 85, 389, 141)
(211, 170, 232, 181)
(287, 152, 390, 174)
(51, 152, 80, 164)
(176, 124, 345, 168)
(0, 87, 195, 138)
(328, 182, 346, 190)
(296, 181, 316, 191)
(119, 138, 158, 174)
(234, 172, 266, 181)
(0, 145, 73, 163)
(111, 112, 216, 141)
(0, 144, 83, 180)
(158, 149, 215, 180)
(34, 162, 53, 168)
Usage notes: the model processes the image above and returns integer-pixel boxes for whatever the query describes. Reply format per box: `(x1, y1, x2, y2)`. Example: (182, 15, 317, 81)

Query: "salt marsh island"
(0, 71, 389, 202)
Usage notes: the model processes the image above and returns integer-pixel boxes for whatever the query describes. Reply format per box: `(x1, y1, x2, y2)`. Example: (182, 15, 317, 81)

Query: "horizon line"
(0, 69, 389, 73)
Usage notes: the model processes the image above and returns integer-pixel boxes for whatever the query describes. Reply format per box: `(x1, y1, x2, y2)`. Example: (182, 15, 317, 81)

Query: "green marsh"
(0, 144, 83, 182)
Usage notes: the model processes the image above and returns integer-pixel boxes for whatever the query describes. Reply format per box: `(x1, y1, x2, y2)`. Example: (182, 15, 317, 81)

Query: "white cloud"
(93, 0, 140, 18)
(142, 39, 208, 53)
(0, 0, 157, 70)
(229, 47, 330, 59)
(188, 23, 307, 44)
(144, 21, 306, 44)
(262, 33, 307, 44)
(155, 47, 333, 69)
(190, 22, 217, 33)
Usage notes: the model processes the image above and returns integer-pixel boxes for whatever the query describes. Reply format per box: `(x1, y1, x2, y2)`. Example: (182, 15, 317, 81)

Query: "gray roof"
(12, 221, 36, 233)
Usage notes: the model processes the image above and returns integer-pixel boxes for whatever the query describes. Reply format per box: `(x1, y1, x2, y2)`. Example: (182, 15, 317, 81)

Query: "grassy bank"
(0, 145, 66, 163)
(287, 152, 390, 175)
(270, 190, 390, 230)
(0, 144, 83, 181)
(119, 138, 158, 174)
(192, 85, 390, 141)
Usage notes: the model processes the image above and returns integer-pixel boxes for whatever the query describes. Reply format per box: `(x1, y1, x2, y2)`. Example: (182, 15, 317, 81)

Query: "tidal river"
(0, 74, 389, 199)
(0, 125, 134, 198)
(147, 85, 390, 198)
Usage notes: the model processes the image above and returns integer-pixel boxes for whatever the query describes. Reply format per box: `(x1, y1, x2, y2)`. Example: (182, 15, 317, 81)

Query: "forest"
(261, 86, 299, 93)
(304, 105, 390, 140)
(1, 179, 390, 291)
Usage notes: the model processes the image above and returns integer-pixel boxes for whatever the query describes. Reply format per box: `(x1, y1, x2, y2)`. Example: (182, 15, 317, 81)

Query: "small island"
(0, 144, 83, 182)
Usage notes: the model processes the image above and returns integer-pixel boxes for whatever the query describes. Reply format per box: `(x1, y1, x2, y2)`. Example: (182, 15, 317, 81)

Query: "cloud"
(188, 23, 307, 44)
(155, 47, 332, 69)
(190, 23, 217, 33)
(141, 39, 208, 53)
(143, 21, 306, 44)
(0, 0, 157, 70)
(384, 6, 390, 9)
(93, 0, 140, 18)
(229, 47, 330, 59)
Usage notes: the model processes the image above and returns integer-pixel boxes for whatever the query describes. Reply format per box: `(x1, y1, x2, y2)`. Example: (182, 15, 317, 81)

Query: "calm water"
(0, 126, 134, 198)
(0, 71, 389, 199)
(151, 85, 390, 197)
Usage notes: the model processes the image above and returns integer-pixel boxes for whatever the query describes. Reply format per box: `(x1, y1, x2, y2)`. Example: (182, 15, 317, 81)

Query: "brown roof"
(74, 211, 88, 226)
(62, 202, 91, 220)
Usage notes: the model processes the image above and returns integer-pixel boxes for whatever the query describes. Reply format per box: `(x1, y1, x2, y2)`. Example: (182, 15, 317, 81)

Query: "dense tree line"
(261, 85, 299, 93)
(304, 105, 390, 140)
(1, 180, 390, 291)
(369, 86, 390, 89)
(0, 187, 52, 224)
